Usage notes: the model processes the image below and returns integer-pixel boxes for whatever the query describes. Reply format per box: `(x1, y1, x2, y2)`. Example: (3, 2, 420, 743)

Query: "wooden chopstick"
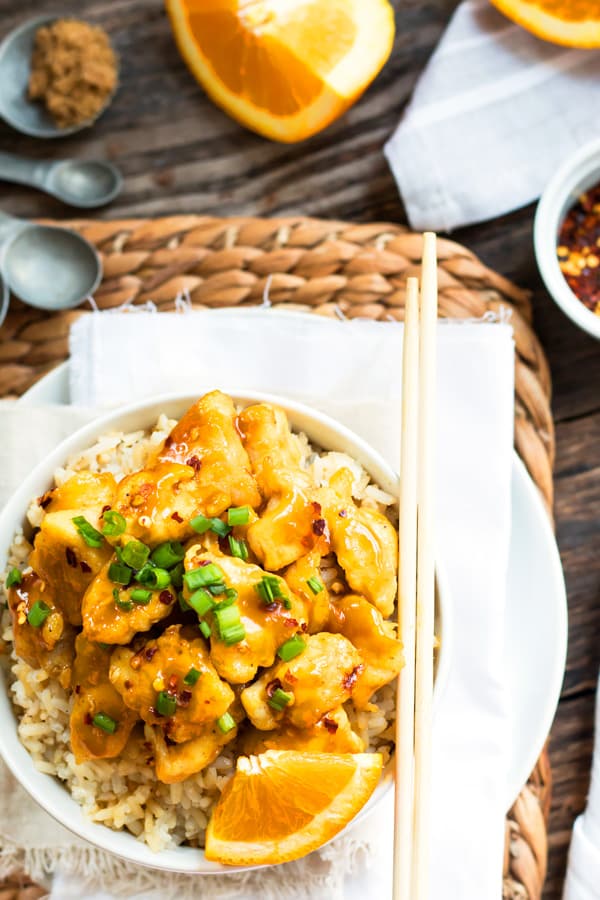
(412, 231, 438, 898)
(393, 276, 420, 900)
(393, 234, 438, 900)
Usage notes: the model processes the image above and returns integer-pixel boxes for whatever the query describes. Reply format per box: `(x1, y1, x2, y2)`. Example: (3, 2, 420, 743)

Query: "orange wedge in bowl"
(490, 0, 600, 47)
(205, 749, 383, 865)
(165, 0, 395, 142)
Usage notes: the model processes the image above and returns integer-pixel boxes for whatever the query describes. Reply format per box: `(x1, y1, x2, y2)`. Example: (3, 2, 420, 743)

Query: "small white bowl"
(534, 137, 600, 340)
(0, 392, 450, 873)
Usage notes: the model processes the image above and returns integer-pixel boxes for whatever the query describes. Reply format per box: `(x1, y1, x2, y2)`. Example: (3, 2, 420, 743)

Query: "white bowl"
(534, 137, 600, 340)
(0, 391, 450, 874)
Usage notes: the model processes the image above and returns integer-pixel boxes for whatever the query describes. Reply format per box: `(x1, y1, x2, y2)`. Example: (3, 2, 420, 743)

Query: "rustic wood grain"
(0, 0, 597, 897)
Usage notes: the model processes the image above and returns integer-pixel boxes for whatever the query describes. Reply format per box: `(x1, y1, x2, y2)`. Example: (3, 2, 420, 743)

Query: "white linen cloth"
(564, 675, 600, 900)
(0, 310, 515, 899)
(384, 0, 600, 232)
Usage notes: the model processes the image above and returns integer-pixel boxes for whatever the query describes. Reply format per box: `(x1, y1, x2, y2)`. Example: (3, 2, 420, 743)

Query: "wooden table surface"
(0, 0, 599, 896)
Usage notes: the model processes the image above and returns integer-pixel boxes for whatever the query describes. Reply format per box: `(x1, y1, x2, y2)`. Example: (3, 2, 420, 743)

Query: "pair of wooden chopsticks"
(393, 232, 438, 900)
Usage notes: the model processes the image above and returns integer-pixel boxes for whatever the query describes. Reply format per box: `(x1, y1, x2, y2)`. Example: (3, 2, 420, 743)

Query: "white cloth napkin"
(564, 675, 600, 900)
(384, 0, 600, 232)
(0, 310, 515, 899)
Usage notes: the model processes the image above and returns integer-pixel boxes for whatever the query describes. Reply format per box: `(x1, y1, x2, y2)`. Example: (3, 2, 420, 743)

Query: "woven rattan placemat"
(0, 216, 553, 899)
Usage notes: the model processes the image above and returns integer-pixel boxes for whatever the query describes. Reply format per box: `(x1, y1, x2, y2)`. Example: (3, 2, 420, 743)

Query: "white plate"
(20, 327, 568, 809)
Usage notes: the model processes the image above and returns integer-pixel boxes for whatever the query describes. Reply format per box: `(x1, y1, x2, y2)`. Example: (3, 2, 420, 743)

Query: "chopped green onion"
(307, 576, 324, 595)
(228, 535, 249, 560)
(214, 603, 245, 645)
(138, 566, 170, 590)
(277, 635, 306, 662)
(268, 688, 294, 712)
(170, 561, 184, 590)
(213, 594, 236, 611)
(121, 540, 150, 570)
(184, 667, 201, 686)
(98, 642, 112, 650)
(255, 575, 284, 605)
(199, 620, 212, 639)
(209, 518, 231, 537)
(130, 588, 152, 606)
(178, 591, 190, 612)
(220, 623, 246, 645)
(282, 598, 292, 610)
(150, 541, 185, 569)
(189, 514, 212, 534)
(227, 506, 250, 526)
(108, 562, 132, 586)
(225, 587, 238, 601)
(190, 515, 231, 537)
(216, 712, 236, 734)
(113, 588, 133, 611)
(5, 568, 22, 588)
(92, 712, 117, 734)
(27, 600, 50, 628)
(208, 582, 227, 596)
(188, 589, 215, 617)
(72, 515, 104, 548)
(156, 691, 177, 717)
(184, 563, 225, 591)
(101, 510, 126, 537)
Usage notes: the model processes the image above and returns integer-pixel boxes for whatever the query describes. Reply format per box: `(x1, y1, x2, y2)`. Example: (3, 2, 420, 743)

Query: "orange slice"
(165, 0, 395, 142)
(490, 0, 600, 47)
(205, 749, 383, 865)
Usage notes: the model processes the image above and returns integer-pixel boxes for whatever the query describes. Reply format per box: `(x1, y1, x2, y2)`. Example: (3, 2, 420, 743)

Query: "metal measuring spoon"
(0, 15, 117, 138)
(0, 152, 122, 208)
(0, 212, 101, 327)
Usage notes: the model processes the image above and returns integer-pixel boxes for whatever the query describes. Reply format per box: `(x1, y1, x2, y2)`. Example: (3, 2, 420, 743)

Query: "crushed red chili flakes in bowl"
(557, 182, 600, 315)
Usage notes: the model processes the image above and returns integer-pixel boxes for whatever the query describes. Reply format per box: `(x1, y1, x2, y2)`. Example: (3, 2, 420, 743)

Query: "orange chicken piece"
(241, 632, 363, 731)
(155, 390, 261, 514)
(81, 559, 176, 645)
(328, 594, 404, 708)
(109, 625, 234, 744)
(29, 508, 113, 626)
(283, 550, 330, 633)
(184, 548, 308, 684)
(8, 573, 74, 685)
(238, 403, 325, 570)
(320, 468, 398, 617)
(70, 634, 137, 763)
(242, 706, 364, 755)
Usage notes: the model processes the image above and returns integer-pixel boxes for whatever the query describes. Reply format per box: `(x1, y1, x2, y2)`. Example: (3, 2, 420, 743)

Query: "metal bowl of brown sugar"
(0, 15, 118, 138)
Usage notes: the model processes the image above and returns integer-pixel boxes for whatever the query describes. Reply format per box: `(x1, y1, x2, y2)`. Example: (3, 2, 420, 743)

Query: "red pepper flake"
(159, 590, 173, 605)
(186, 456, 202, 471)
(311, 501, 322, 514)
(84, 713, 93, 725)
(144, 646, 158, 662)
(266, 678, 282, 699)
(168, 673, 179, 693)
(124, 680, 132, 690)
(283, 670, 298, 685)
(312, 518, 326, 536)
(199, 559, 211, 567)
(171, 511, 183, 523)
(101, 505, 111, 514)
(558, 182, 600, 313)
(80, 560, 92, 573)
(342, 664, 364, 692)
(178, 689, 192, 706)
(38, 493, 52, 509)
(300, 622, 308, 633)
(322, 716, 338, 734)
(284, 617, 299, 628)
(74, 684, 81, 694)
(338, 509, 348, 518)
(65, 547, 77, 568)
(145, 756, 155, 766)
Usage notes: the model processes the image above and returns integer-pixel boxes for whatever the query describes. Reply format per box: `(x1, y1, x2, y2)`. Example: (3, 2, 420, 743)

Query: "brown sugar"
(28, 18, 118, 129)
